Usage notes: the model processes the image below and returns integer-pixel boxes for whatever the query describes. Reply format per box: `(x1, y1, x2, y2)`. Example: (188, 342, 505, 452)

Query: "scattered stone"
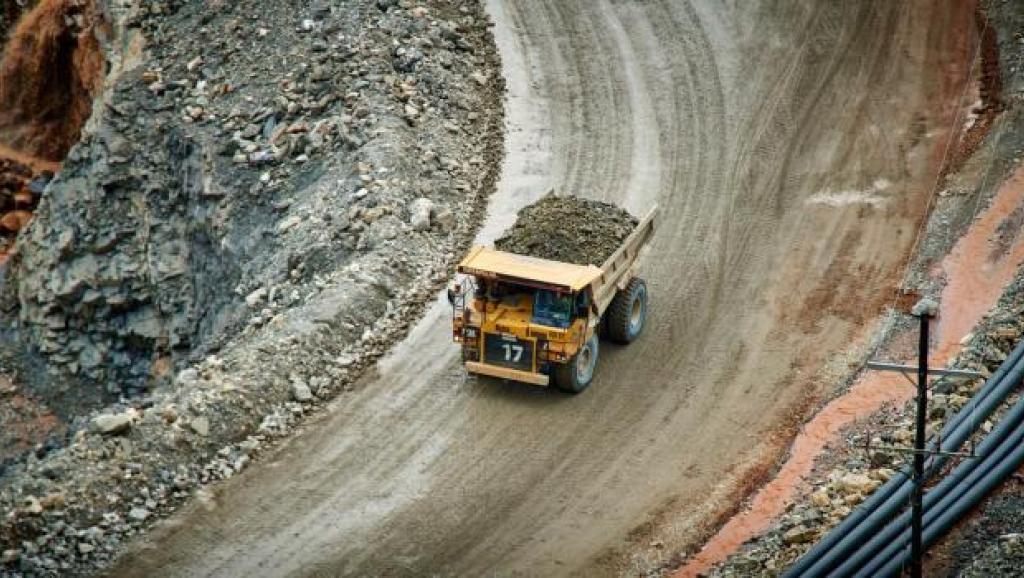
(128, 507, 151, 522)
(810, 491, 831, 508)
(870, 468, 895, 482)
(189, 416, 210, 437)
(277, 215, 302, 232)
(22, 496, 43, 515)
(783, 525, 816, 545)
(91, 413, 132, 435)
(409, 197, 433, 231)
(291, 379, 313, 402)
(836, 473, 881, 495)
(246, 287, 268, 308)
(176, 368, 200, 386)
(434, 206, 456, 232)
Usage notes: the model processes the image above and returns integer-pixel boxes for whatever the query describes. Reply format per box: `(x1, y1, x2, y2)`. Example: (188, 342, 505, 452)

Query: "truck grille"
(483, 333, 534, 372)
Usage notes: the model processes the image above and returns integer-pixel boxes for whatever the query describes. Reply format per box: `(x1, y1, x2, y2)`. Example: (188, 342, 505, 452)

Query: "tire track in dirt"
(107, 2, 972, 576)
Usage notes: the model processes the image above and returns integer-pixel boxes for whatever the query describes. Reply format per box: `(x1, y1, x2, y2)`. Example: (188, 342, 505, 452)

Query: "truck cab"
(450, 206, 656, 393)
(450, 247, 629, 392)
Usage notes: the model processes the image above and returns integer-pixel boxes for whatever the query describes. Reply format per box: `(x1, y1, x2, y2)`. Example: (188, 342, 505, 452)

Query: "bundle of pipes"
(785, 338, 1024, 577)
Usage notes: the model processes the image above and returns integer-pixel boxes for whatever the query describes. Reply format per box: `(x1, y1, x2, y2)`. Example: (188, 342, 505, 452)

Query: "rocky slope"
(0, 0, 502, 575)
(3, 0, 499, 403)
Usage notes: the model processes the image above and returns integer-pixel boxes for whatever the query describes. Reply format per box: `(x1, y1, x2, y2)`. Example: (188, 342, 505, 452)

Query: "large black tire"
(605, 277, 647, 344)
(553, 334, 599, 393)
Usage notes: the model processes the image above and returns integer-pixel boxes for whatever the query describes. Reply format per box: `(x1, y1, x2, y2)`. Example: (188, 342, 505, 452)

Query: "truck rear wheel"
(605, 277, 647, 344)
(554, 334, 599, 393)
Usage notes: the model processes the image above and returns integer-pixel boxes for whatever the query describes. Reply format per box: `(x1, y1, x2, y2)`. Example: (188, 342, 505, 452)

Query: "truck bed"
(592, 206, 658, 315)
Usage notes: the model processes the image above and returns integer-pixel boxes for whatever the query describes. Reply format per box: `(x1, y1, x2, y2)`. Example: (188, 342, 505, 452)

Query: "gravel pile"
(495, 194, 638, 266)
(3, 0, 502, 399)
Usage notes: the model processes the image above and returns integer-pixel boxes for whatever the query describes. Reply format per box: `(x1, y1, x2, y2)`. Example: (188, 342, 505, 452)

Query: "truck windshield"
(533, 290, 574, 329)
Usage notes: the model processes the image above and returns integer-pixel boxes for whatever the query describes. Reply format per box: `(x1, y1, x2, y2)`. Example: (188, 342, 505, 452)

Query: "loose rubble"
(942, 499, 1024, 577)
(0, 0, 503, 575)
(3, 0, 499, 399)
(494, 193, 639, 266)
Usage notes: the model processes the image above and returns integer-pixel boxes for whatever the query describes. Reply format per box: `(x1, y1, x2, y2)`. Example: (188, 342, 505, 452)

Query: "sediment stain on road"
(676, 162, 1024, 578)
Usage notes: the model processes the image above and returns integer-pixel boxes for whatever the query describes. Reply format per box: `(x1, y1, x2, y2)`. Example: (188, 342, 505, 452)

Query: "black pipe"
(899, 424, 1024, 575)
(868, 405, 1024, 577)
(832, 387, 1024, 577)
(911, 312, 929, 578)
(785, 338, 1024, 577)
(797, 348, 1024, 577)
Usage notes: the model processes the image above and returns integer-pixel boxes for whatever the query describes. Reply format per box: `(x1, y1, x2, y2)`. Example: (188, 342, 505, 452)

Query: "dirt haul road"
(111, 1, 972, 575)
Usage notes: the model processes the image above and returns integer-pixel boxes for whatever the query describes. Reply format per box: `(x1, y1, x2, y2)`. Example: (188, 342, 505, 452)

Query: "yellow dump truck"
(448, 206, 658, 392)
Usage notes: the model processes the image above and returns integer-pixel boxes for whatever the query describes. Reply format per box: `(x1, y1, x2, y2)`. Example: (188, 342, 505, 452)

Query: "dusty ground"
(104, 1, 976, 576)
(698, 166, 1024, 576)
(692, 0, 1024, 574)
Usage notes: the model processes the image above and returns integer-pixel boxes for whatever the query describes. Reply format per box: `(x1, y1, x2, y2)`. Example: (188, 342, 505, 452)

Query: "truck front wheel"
(554, 334, 599, 393)
(605, 277, 647, 344)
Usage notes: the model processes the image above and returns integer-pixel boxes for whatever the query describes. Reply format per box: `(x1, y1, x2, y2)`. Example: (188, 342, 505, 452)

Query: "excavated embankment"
(2, 0, 499, 401)
(0, 0, 503, 574)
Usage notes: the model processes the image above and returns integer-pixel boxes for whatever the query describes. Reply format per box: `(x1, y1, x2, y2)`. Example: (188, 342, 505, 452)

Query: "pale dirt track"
(109, 1, 972, 575)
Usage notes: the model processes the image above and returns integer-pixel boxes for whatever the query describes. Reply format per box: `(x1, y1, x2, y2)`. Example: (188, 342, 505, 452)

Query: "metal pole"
(911, 309, 930, 578)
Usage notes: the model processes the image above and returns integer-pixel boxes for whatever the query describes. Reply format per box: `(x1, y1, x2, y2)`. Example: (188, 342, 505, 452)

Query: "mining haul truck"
(448, 206, 658, 393)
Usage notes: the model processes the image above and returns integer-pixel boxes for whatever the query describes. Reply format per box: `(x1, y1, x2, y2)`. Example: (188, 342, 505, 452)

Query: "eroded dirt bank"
(0, 0, 105, 161)
(0, 0, 103, 262)
(102, 1, 978, 577)
(681, 164, 1024, 577)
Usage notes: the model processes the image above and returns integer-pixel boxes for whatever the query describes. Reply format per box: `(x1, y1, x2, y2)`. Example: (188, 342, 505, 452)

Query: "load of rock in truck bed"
(494, 194, 639, 266)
